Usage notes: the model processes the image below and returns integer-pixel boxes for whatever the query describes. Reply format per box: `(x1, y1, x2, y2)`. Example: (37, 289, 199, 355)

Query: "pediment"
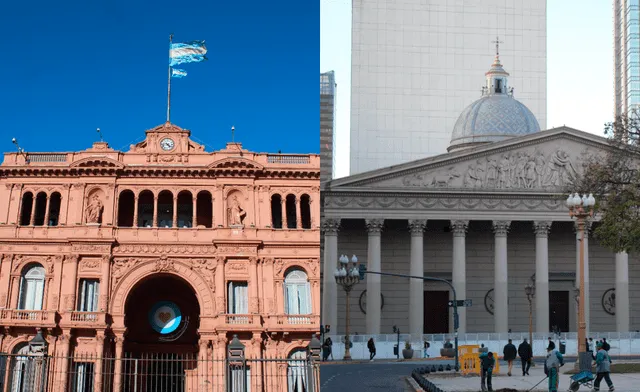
(208, 157, 264, 171)
(327, 127, 611, 193)
(70, 156, 125, 169)
(128, 122, 205, 154)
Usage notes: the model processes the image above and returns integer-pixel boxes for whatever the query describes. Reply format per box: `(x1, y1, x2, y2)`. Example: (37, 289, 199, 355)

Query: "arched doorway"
(123, 274, 201, 391)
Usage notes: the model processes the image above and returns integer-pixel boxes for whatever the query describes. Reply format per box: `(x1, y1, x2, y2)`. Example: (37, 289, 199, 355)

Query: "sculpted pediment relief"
(208, 157, 264, 171)
(70, 157, 125, 169)
(353, 134, 606, 192)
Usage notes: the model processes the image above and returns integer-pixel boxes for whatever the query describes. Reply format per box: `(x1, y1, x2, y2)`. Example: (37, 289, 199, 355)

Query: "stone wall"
(329, 219, 640, 334)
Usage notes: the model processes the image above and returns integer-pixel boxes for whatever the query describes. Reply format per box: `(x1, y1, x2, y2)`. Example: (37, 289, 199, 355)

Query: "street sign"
(448, 299, 472, 307)
(358, 264, 366, 280)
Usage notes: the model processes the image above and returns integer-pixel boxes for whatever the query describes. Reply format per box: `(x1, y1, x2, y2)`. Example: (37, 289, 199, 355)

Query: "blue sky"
(321, 0, 614, 178)
(0, 0, 319, 155)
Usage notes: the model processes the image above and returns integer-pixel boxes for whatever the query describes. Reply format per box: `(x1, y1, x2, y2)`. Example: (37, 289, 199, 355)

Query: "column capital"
(408, 219, 427, 235)
(321, 218, 341, 234)
(365, 219, 384, 234)
(492, 220, 511, 237)
(533, 221, 552, 237)
(450, 220, 469, 237)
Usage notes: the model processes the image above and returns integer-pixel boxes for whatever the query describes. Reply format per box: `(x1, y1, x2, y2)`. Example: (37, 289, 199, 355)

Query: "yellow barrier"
(459, 352, 500, 375)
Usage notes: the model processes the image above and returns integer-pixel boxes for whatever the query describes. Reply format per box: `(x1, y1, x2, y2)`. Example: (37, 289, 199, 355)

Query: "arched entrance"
(122, 274, 201, 391)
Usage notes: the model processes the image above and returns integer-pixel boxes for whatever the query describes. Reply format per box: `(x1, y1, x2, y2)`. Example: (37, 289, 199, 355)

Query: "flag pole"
(167, 34, 173, 123)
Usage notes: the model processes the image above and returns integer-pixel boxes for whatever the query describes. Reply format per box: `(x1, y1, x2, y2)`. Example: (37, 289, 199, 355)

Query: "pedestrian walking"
(544, 341, 564, 392)
(592, 341, 615, 391)
(423, 341, 430, 358)
(323, 337, 333, 361)
(479, 351, 495, 392)
(601, 338, 611, 352)
(517, 338, 533, 376)
(588, 337, 594, 353)
(503, 339, 517, 376)
(367, 337, 376, 361)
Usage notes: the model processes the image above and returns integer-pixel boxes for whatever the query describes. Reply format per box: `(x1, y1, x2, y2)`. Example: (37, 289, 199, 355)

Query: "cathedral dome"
(448, 48, 540, 152)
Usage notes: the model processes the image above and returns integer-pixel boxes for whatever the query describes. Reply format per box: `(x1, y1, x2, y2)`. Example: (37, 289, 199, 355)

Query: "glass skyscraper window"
(615, 0, 640, 116)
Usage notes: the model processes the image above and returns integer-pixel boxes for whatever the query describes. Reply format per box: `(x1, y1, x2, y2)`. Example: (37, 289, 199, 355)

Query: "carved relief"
(191, 258, 217, 291)
(227, 262, 248, 274)
(79, 258, 100, 271)
(154, 255, 175, 272)
(321, 218, 341, 234)
(249, 297, 259, 313)
(85, 193, 104, 224)
(114, 244, 216, 255)
(111, 258, 134, 287)
(64, 295, 75, 311)
(215, 246, 256, 255)
(274, 259, 284, 276)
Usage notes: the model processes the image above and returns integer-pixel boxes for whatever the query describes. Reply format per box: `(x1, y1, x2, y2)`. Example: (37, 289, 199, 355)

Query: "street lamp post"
(525, 284, 535, 352)
(334, 254, 361, 361)
(566, 192, 595, 369)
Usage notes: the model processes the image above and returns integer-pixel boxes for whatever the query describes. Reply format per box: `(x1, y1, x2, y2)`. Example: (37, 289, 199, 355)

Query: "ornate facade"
(0, 122, 320, 389)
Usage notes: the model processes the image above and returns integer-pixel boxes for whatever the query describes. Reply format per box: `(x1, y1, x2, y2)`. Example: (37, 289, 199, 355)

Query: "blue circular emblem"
(149, 301, 182, 335)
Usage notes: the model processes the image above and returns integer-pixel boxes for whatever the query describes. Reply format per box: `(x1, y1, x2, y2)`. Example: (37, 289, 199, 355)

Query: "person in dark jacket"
(593, 341, 615, 391)
(518, 338, 533, 376)
(479, 351, 495, 392)
(323, 337, 333, 361)
(601, 338, 611, 352)
(443, 338, 453, 349)
(367, 338, 376, 361)
(503, 339, 517, 376)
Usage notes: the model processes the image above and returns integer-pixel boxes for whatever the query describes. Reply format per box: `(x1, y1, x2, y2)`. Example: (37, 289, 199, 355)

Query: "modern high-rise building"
(350, 0, 547, 175)
(614, 0, 640, 117)
(320, 71, 337, 182)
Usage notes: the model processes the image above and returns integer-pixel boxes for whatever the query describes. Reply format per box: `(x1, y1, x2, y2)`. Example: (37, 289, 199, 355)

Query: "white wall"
(350, 0, 547, 174)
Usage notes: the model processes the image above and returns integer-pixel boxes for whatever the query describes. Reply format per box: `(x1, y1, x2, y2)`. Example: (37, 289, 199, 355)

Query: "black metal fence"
(0, 353, 319, 392)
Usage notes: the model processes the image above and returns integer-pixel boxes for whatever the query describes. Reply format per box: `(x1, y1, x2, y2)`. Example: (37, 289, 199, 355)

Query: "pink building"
(0, 123, 320, 391)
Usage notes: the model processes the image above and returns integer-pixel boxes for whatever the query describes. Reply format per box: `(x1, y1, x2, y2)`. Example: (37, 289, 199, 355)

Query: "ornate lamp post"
(524, 284, 535, 351)
(566, 192, 595, 369)
(334, 254, 361, 361)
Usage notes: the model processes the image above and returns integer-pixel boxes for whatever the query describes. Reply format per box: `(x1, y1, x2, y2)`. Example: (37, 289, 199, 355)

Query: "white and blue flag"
(169, 41, 208, 66)
(171, 68, 187, 78)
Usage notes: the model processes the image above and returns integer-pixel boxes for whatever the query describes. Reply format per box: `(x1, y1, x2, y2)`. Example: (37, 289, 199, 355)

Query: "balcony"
(0, 309, 57, 328)
(60, 311, 107, 328)
(221, 314, 262, 331)
(266, 314, 320, 332)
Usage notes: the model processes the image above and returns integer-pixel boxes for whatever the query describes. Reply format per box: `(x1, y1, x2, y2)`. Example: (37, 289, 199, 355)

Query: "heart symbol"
(158, 312, 171, 323)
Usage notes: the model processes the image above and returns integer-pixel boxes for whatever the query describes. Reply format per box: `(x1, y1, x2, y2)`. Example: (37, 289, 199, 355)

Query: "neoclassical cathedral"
(321, 53, 639, 338)
(0, 122, 319, 390)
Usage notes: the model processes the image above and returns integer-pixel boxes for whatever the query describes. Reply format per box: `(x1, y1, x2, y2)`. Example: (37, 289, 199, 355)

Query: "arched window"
(138, 190, 154, 227)
(48, 192, 61, 226)
(117, 190, 135, 227)
(157, 190, 173, 228)
(33, 192, 47, 226)
(9, 343, 32, 392)
(196, 191, 212, 228)
(18, 265, 45, 310)
(287, 348, 309, 392)
(285, 194, 297, 229)
(19, 192, 33, 225)
(299, 194, 311, 229)
(284, 269, 311, 315)
(271, 194, 283, 229)
(177, 191, 193, 228)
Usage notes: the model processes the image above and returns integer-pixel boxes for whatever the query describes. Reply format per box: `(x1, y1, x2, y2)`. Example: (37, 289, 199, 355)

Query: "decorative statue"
(85, 194, 103, 224)
(228, 196, 247, 226)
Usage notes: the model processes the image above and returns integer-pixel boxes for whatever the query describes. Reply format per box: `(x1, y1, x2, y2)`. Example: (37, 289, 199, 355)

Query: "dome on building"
(448, 48, 540, 152)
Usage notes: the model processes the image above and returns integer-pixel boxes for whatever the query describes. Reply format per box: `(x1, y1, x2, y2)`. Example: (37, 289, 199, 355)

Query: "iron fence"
(0, 352, 319, 392)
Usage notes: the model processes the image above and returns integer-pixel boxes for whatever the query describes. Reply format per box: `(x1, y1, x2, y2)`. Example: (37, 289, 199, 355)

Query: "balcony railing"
(275, 314, 319, 325)
(26, 153, 67, 163)
(224, 314, 260, 325)
(0, 309, 56, 326)
(267, 155, 310, 164)
(60, 311, 106, 327)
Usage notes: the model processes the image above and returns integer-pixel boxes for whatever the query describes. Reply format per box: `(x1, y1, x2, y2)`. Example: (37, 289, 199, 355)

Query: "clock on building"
(160, 138, 175, 151)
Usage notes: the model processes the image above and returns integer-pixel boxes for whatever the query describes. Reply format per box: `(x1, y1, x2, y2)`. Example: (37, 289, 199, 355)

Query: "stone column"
(575, 221, 591, 332)
(192, 195, 197, 227)
(296, 197, 302, 229)
(534, 221, 551, 333)
(615, 252, 630, 332)
(93, 332, 105, 392)
(100, 255, 111, 312)
(152, 195, 158, 227)
(249, 257, 259, 314)
(43, 194, 51, 226)
(57, 330, 72, 391)
(321, 219, 340, 333)
(451, 220, 469, 334)
(29, 197, 36, 225)
(113, 334, 124, 392)
(365, 219, 384, 335)
(9, 276, 20, 308)
(133, 194, 139, 228)
(492, 221, 510, 333)
(172, 196, 178, 228)
(215, 256, 225, 314)
(408, 220, 427, 338)
(66, 255, 80, 311)
(281, 199, 287, 229)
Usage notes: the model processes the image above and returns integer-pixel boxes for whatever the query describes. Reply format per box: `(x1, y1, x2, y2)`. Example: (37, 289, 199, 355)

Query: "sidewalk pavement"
(420, 363, 640, 391)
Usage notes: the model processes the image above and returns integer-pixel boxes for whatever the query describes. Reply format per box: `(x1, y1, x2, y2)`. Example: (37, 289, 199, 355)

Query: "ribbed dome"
(448, 94, 540, 152)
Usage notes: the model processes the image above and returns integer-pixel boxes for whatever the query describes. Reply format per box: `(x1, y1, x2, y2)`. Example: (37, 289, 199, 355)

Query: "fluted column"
(113, 334, 124, 392)
(451, 220, 469, 334)
(152, 195, 158, 227)
(321, 219, 340, 332)
(408, 220, 427, 338)
(492, 221, 510, 333)
(249, 257, 259, 314)
(616, 252, 630, 332)
(57, 330, 72, 391)
(534, 221, 551, 333)
(575, 221, 591, 332)
(172, 196, 178, 228)
(365, 219, 384, 334)
(133, 194, 139, 227)
(43, 195, 51, 226)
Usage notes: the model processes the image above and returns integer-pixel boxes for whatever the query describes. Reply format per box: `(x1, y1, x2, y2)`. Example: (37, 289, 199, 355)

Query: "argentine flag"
(171, 68, 187, 78)
(170, 41, 208, 66)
